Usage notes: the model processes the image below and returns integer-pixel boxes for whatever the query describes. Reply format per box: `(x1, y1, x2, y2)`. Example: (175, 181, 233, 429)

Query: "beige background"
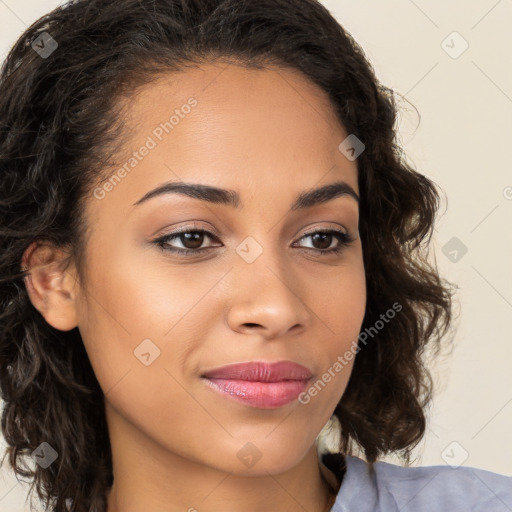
(1, 0, 511, 510)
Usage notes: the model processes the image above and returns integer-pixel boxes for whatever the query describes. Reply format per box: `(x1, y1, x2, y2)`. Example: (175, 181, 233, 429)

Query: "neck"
(105, 405, 338, 512)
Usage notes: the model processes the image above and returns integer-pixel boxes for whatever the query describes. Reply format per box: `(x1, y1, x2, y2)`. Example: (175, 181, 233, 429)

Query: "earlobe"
(21, 241, 80, 332)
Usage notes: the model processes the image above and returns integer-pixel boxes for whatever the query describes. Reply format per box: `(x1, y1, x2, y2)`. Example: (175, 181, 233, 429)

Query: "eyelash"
(152, 226, 356, 257)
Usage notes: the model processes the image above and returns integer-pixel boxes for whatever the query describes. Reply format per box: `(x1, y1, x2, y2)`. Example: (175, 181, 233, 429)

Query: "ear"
(21, 241, 80, 331)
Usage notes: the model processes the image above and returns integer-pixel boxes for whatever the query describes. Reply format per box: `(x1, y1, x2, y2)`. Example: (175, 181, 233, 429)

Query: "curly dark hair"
(0, 0, 457, 510)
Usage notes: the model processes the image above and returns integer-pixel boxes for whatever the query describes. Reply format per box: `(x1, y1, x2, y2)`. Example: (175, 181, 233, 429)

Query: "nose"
(226, 247, 311, 340)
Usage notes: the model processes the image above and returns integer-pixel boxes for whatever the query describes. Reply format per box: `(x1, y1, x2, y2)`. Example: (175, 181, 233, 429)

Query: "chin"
(208, 437, 313, 477)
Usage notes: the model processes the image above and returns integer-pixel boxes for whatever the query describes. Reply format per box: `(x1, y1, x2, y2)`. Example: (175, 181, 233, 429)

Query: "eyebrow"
(132, 180, 359, 210)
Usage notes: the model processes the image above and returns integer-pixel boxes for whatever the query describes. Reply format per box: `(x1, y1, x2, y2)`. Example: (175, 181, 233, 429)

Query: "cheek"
(314, 254, 367, 348)
(76, 247, 227, 398)
(295, 257, 365, 407)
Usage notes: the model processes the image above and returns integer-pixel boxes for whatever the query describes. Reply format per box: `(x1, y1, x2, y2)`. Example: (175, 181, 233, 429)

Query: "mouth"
(201, 360, 313, 409)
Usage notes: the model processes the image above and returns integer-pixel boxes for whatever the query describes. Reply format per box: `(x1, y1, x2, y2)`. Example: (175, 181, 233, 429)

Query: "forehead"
(122, 61, 349, 158)
(88, 62, 359, 220)
(129, 61, 341, 126)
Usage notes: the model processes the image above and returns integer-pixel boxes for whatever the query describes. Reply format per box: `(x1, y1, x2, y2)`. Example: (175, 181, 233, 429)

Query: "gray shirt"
(323, 454, 512, 511)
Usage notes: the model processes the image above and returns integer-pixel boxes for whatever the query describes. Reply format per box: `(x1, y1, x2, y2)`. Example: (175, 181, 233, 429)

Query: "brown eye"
(153, 227, 355, 257)
(294, 229, 356, 256)
(309, 232, 334, 250)
(179, 231, 206, 250)
(153, 228, 219, 254)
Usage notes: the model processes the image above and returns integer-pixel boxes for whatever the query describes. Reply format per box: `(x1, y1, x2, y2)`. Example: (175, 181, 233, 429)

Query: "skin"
(22, 61, 366, 512)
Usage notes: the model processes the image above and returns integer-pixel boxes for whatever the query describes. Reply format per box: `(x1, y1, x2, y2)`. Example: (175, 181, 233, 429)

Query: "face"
(66, 62, 366, 475)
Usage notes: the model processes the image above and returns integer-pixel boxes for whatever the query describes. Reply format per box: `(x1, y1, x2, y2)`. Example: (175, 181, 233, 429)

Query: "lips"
(201, 361, 313, 409)
(201, 360, 313, 382)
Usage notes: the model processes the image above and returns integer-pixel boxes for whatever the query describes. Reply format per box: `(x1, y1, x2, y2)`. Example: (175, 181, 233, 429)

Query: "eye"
(293, 228, 356, 255)
(152, 226, 356, 257)
(153, 228, 220, 255)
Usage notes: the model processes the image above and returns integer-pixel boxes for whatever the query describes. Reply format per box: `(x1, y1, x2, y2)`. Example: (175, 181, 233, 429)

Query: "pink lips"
(202, 361, 313, 409)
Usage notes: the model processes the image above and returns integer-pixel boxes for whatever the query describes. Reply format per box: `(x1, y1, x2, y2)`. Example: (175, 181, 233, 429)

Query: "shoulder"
(331, 454, 512, 512)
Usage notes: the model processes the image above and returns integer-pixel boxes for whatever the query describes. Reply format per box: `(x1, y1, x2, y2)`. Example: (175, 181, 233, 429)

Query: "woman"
(0, 1, 510, 511)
